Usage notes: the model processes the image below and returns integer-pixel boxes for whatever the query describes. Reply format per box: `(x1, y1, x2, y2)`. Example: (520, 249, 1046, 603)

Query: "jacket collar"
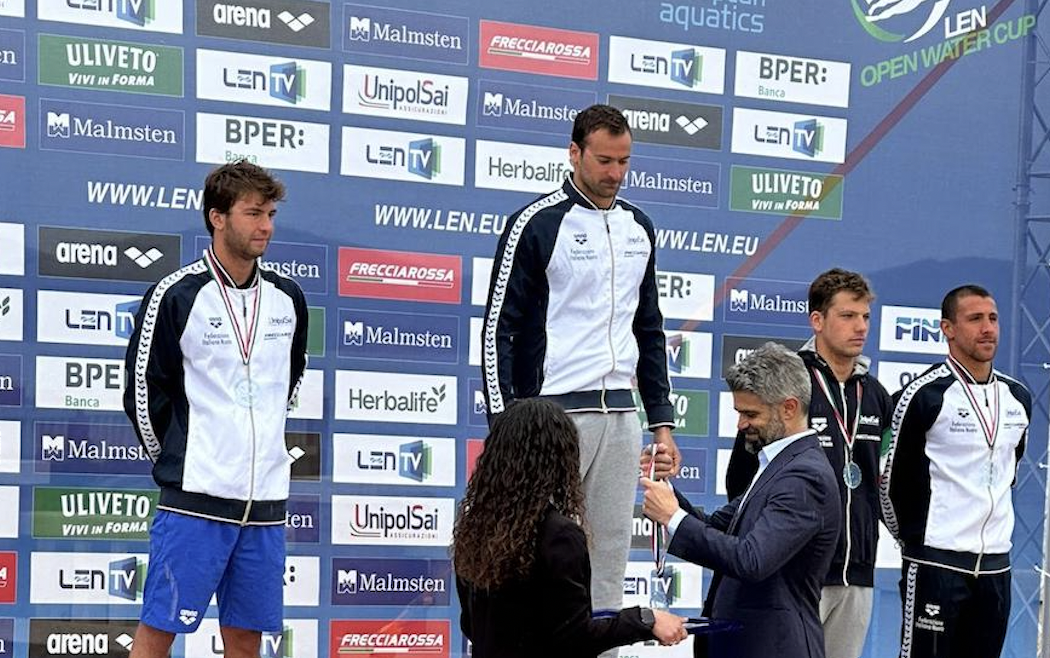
(799, 336, 871, 379)
(562, 176, 619, 212)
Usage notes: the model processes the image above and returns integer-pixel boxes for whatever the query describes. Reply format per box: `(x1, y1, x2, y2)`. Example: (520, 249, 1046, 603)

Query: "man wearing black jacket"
(725, 269, 892, 658)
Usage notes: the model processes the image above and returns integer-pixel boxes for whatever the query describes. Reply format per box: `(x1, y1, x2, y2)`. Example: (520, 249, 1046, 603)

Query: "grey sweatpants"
(570, 411, 643, 616)
(820, 584, 874, 658)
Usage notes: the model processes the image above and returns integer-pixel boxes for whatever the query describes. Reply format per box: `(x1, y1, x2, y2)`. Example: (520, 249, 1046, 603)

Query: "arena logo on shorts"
(179, 608, 198, 625)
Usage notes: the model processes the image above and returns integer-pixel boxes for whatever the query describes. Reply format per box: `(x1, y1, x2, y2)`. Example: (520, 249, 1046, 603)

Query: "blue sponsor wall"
(0, 0, 1042, 656)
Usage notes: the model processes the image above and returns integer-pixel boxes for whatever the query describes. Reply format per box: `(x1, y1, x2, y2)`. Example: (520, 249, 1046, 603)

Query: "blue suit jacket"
(668, 432, 841, 658)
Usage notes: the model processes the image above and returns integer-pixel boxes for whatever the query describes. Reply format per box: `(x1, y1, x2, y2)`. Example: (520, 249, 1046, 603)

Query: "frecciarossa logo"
(479, 20, 598, 80)
(338, 247, 461, 304)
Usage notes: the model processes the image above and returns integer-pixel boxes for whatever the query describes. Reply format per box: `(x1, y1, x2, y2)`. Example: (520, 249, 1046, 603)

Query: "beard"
(742, 413, 787, 454)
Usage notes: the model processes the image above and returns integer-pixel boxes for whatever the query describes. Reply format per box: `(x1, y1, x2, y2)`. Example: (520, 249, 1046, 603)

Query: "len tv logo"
(792, 119, 823, 158)
(630, 48, 702, 88)
(367, 137, 441, 179)
(108, 556, 144, 601)
(224, 61, 305, 104)
(399, 440, 431, 482)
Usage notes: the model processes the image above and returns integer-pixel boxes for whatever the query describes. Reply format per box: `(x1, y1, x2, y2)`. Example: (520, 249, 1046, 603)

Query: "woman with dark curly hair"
(453, 398, 686, 658)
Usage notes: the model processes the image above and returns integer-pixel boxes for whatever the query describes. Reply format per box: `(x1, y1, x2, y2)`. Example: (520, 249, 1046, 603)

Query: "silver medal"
(843, 461, 862, 490)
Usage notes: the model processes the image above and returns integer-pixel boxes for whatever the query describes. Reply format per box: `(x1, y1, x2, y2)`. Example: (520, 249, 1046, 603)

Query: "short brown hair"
(571, 104, 630, 150)
(808, 268, 873, 315)
(202, 160, 286, 235)
(941, 284, 992, 321)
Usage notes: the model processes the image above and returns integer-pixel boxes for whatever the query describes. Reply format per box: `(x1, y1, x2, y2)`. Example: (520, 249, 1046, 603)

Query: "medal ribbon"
(648, 442, 667, 577)
(205, 248, 261, 365)
(812, 368, 862, 451)
(946, 356, 999, 450)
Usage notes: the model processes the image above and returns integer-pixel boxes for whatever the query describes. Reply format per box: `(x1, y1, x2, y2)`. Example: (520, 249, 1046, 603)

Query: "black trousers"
(898, 559, 1011, 658)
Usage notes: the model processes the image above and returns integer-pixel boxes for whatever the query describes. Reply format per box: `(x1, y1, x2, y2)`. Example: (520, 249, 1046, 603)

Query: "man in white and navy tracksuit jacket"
(881, 285, 1030, 658)
(482, 105, 678, 634)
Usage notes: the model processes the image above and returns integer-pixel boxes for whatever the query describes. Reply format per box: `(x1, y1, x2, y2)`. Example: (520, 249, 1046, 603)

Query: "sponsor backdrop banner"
(0, 0, 1041, 656)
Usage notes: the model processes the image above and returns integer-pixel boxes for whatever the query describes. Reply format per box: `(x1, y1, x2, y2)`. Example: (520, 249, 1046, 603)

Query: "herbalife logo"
(278, 10, 314, 32)
(349, 16, 371, 40)
(108, 556, 144, 601)
(399, 440, 432, 482)
(483, 92, 503, 116)
(670, 48, 702, 88)
(47, 111, 71, 138)
(676, 115, 707, 135)
(348, 384, 447, 413)
(364, 137, 441, 180)
(123, 246, 162, 268)
(792, 119, 823, 157)
(70, 0, 155, 27)
(666, 334, 690, 374)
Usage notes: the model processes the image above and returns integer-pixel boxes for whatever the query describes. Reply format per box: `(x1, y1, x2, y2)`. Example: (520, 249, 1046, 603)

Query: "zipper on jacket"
(974, 385, 996, 576)
(240, 291, 257, 526)
(840, 380, 852, 587)
(602, 211, 615, 413)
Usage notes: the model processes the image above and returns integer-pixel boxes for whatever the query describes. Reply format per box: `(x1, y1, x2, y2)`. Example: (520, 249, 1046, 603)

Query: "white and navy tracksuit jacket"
(481, 177, 673, 427)
(881, 356, 1031, 573)
(124, 248, 308, 525)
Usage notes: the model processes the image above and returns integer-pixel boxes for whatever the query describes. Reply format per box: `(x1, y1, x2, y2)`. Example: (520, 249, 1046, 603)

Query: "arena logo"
(340, 126, 466, 186)
(608, 94, 723, 150)
(343, 64, 469, 125)
(41, 99, 184, 161)
(197, 49, 331, 110)
(39, 226, 180, 282)
(32, 487, 157, 541)
(0, 94, 25, 149)
(734, 51, 851, 109)
(477, 80, 594, 135)
(331, 557, 451, 606)
(0, 288, 23, 342)
(879, 305, 948, 355)
(196, 112, 330, 174)
(730, 165, 845, 220)
(38, 0, 182, 34)
(333, 433, 456, 486)
(39, 34, 183, 97)
(0, 29, 25, 82)
(0, 354, 21, 407)
(37, 291, 140, 346)
(331, 495, 455, 546)
(338, 308, 459, 364)
(731, 107, 848, 164)
(286, 431, 321, 481)
(338, 247, 462, 304)
(196, 0, 331, 48)
(479, 20, 598, 80)
(724, 276, 810, 327)
(344, 5, 468, 64)
(655, 270, 715, 322)
(28, 619, 139, 658)
(474, 139, 571, 194)
(619, 155, 720, 208)
(334, 371, 458, 425)
(35, 422, 152, 475)
(330, 619, 450, 657)
(608, 36, 726, 94)
(35, 356, 124, 412)
(720, 334, 807, 379)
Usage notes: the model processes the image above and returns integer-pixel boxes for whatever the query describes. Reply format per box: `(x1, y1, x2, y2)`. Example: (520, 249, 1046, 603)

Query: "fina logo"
(337, 568, 358, 594)
(852, 0, 953, 43)
(348, 16, 371, 40)
(364, 137, 442, 179)
(482, 91, 503, 116)
(895, 316, 945, 343)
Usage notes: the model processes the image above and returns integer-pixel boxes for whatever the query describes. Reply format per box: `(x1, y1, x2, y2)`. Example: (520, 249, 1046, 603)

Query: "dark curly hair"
(452, 398, 585, 590)
(202, 159, 286, 235)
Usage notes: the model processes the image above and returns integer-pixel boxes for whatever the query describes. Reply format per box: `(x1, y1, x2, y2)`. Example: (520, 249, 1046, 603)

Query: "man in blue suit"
(642, 342, 841, 658)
